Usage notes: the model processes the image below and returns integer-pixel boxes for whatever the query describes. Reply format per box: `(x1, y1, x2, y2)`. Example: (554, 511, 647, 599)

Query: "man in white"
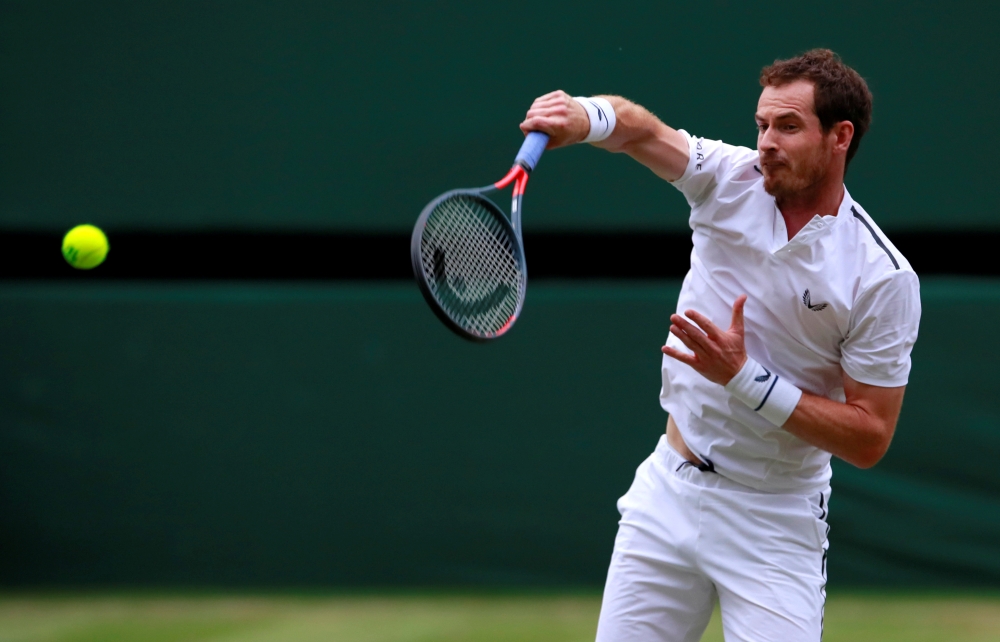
(520, 49, 920, 641)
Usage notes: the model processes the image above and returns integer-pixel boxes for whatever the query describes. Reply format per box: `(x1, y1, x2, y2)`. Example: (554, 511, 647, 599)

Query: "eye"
(756, 123, 767, 133)
(783, 124, 798, 132)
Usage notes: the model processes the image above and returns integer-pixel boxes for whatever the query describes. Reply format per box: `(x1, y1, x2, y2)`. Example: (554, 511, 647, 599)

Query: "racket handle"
(514, 131, 549, 173)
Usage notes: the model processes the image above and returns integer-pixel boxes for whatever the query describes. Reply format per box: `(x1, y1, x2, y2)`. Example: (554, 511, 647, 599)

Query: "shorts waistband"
(652, 434, 822, 496)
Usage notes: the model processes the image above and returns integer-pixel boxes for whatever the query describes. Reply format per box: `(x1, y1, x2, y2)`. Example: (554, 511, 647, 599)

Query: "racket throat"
(511, 173, 528, 236)
(492, 166, 529, 237)
(493, 166, 522, 190)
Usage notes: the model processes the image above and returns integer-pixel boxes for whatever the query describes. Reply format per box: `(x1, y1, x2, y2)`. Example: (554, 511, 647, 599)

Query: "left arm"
(783, 375, 904, 469)
(662, 296, 904, 469)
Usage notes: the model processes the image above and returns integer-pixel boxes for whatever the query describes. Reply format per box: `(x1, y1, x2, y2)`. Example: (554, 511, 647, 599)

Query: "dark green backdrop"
(2, 279, 999, 588)
(2, 0, 998, 232)
(2, 1, 1000, 589)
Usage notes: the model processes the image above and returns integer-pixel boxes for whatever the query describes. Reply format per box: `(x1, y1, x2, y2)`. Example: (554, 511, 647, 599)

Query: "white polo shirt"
(660, 131, 921, 493)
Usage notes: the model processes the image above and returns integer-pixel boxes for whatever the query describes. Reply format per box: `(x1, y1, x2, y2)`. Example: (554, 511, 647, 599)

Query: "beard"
(761, 141, 832, 201)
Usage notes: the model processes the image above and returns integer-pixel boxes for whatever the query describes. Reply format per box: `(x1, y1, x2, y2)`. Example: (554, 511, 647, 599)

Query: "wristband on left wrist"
(724, 356, 802, 427)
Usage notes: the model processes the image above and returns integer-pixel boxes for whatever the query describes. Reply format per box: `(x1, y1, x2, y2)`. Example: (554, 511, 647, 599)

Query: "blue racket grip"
(514, 131, 549, 173)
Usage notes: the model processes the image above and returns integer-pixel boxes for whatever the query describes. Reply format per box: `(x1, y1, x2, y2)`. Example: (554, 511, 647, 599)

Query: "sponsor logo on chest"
(802, 289, 828, 312)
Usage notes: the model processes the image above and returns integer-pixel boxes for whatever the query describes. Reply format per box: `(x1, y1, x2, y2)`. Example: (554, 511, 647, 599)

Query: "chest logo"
(802, 289, 828, 312)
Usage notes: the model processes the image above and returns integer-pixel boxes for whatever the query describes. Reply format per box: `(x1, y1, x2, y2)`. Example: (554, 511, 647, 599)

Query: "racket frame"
(411, 131, 548, 342)
(410, 182, 528, 342)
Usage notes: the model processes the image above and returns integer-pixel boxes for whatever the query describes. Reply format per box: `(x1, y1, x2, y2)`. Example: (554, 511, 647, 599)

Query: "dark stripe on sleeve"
(851, 206, 900, 270)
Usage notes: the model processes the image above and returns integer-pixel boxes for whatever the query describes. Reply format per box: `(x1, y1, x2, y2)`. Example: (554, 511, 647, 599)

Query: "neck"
(776, 178, 845, 240)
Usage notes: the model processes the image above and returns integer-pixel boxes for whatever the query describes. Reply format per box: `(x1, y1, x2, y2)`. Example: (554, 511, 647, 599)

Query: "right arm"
(518, 90, 690, 182)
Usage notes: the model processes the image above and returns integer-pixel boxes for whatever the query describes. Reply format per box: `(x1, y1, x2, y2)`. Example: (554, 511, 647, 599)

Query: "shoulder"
(843, 200, 915, 278)
(670, 132, 759, 181)
(671, 131, 762, 205)
(840, 199, 920, 316)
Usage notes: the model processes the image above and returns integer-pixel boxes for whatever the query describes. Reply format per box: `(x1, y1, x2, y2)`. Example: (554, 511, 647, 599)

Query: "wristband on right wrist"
(724, 356, 803, 427)
(572, 96, 616, 143)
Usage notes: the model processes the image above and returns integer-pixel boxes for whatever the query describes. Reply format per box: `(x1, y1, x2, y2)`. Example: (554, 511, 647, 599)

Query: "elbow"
(848, 446, 887, 470)
(846, 425, 895, 469)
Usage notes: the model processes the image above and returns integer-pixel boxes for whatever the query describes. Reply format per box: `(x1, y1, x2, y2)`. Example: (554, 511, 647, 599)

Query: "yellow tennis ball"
(62, 224, 109, 269)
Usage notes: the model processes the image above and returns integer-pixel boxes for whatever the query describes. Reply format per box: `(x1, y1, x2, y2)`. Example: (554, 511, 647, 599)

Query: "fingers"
(729, 294, 747, 335)
(529, 90, 570, 108)
(670, 314, 712, 354)
(684, 309, 723, 341)
(661, 345, 698, 368)
(520, 91, 570, 129)
(519, 90, 587, 147)
(665, 300, 747, 386)
(682, 297, 747, 339)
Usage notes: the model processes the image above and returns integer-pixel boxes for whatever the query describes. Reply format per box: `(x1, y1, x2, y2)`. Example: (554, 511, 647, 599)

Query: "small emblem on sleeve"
(802, 289, 828, 311)
(754, 367, 771, 383)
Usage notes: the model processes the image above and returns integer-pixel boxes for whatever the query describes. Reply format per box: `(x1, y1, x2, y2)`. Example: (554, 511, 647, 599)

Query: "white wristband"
(724, 356, 803, 427)
(573, 96, 616, 143)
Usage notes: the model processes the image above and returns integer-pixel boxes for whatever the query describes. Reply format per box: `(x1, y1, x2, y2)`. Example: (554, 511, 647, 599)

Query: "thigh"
(595, 459, 716, 642)
(704, 489, 829, 642)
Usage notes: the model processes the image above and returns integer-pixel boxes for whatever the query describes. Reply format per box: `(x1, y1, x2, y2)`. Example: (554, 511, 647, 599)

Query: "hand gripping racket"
(411, 131, 549, 342)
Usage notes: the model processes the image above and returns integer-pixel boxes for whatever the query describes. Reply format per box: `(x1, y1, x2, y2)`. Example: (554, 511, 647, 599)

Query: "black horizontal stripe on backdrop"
(0, 230, 996, 280)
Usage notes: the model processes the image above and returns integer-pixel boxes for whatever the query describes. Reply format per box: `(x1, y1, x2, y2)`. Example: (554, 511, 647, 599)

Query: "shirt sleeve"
(841, 269, 921, 387)
(669, 130, 760, 209)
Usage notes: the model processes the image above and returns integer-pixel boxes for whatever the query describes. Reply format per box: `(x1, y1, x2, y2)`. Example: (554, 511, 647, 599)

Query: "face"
(755, 80, 836, 200)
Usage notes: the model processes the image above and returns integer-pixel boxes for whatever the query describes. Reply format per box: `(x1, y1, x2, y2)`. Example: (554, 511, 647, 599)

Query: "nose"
(758, 125, 778, 153)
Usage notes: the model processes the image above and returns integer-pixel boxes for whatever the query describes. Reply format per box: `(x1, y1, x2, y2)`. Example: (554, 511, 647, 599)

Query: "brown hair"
(760, 49, 872, 167)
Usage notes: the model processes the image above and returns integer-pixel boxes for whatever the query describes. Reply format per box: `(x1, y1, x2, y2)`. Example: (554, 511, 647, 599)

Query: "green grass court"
(1, 593, 999, 642)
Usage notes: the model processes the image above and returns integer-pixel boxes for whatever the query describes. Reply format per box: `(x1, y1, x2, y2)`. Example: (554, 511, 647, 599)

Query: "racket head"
(411, 189, 527, 342)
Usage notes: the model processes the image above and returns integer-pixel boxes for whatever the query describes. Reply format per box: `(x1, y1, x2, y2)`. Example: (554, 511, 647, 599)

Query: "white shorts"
(595, 435, 830, 642)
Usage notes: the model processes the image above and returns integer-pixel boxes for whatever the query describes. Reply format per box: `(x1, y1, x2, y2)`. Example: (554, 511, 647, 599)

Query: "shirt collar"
(837, 185, 855, 220)
(774, 184, 852, 251)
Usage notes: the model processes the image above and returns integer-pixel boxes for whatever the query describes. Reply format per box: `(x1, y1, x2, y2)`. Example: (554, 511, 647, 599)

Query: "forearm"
(661, 301, 904, 470)
(592, 96, 690, 182)
(782, 392, 896, 469)
(519, 91, 690, 182)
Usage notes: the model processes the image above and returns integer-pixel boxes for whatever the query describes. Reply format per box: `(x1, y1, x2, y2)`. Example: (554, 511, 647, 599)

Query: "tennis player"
(520, 49, 920, 641)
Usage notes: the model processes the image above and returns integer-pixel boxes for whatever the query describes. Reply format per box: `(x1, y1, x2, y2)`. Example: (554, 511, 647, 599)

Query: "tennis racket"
(411, 131, 549, 342)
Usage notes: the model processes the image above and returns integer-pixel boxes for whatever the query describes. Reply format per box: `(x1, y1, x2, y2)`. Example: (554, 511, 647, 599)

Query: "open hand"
(661, 295, 749, 386)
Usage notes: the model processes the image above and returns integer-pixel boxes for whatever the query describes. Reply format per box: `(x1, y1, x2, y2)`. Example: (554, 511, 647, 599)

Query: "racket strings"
(419, 194, 523, 337)
(425, 197, 520, 308)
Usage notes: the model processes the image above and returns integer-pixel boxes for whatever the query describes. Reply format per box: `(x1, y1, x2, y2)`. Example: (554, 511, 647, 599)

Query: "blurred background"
(2, 1, 999, 640)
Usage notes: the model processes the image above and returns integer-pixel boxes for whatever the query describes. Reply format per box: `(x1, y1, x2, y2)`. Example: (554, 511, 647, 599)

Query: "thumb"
(730, 295, 747, 336)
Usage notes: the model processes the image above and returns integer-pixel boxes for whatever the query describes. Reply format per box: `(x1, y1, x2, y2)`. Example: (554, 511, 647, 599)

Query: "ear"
(831, 120, 854, 156)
